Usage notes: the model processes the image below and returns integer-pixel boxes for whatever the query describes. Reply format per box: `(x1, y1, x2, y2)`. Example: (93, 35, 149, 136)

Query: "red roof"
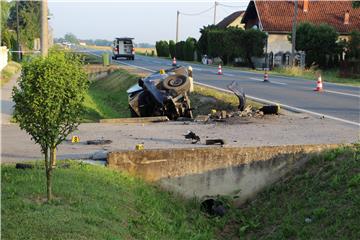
(252, 0, 360, 34)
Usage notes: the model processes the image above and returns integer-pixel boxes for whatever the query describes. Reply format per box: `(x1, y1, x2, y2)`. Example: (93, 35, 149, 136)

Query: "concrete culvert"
(200, 198, 227, 217)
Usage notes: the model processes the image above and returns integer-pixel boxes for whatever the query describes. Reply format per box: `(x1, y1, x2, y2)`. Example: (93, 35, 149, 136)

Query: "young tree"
(12, 50, 88, 201)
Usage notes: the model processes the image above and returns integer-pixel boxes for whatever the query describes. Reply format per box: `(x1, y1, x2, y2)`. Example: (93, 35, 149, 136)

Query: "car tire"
(162, 75, 190, 94)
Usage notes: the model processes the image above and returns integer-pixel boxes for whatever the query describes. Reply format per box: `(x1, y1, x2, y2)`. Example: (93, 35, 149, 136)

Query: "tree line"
(156, 26, 267, 68)
(1, 1, 41, 61)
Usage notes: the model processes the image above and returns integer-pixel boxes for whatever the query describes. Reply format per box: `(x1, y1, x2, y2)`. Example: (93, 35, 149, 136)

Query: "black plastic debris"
(206, 139, 225, 145)
(259, 105, 279, 115)
(15, 163, 33, 169)
(184, 131, 200, 144)
(200, 198, 227, 217)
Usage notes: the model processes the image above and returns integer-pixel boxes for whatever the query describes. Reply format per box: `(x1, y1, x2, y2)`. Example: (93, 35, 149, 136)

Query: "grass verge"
(271, 66, 360, 86)
(81, 69, 138, 122)
(0, 61, 21, 87)
(2, 145, 359, 239)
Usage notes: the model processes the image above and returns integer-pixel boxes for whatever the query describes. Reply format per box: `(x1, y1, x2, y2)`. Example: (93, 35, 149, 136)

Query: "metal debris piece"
(86, 139, 113, 145)
(184, 131, 200, 144)
(206, 139, 225, 145)
(227, 81, 246, 111)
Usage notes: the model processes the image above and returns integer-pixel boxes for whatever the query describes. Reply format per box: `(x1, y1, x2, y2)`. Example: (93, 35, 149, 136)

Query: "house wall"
(267, 34, 292, 54)
(227, 15, 245, 29)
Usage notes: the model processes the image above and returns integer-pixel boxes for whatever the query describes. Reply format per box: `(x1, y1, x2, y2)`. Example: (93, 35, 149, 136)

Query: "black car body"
(127, 66, 193, 120)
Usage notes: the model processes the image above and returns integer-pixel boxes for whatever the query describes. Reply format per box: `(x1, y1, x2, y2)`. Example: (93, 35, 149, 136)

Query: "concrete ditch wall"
(108, 144, 340, 204)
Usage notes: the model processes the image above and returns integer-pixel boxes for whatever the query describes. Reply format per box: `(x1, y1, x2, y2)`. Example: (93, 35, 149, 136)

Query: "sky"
(48, 0, 250, 44)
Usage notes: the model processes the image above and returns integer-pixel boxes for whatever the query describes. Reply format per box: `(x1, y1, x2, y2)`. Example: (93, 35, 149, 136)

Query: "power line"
(217, 3, 248, 9)
(179, 6, 214, 16)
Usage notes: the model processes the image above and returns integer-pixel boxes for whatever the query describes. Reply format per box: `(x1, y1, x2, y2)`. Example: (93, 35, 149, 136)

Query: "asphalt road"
(89, 50, 360, 127)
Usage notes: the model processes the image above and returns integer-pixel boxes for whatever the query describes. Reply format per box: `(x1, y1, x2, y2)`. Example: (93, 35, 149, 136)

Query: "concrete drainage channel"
(107, 144, 341, 206)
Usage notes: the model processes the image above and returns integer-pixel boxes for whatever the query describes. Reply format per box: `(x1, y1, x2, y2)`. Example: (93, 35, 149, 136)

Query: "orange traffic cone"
(217, 64, 222, 75)
(172, 57, 177, 66)
(264, 70, 269, 82)
(314, 75, 323, 92)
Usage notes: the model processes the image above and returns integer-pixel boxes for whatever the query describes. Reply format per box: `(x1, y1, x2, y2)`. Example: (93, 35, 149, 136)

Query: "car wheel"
(162, 75, 190, 94)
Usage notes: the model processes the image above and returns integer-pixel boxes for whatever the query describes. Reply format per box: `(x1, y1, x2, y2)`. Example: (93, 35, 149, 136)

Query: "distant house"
(239, 0, 360, 67)
(217, 11, 245, 29)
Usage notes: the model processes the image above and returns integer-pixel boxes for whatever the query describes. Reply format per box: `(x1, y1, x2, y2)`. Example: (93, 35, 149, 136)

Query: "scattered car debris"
(184, 131, 200, 144)
(127, 66, 194, 120)
(206, 139, 225, 145)
(200, 198, 227, 217)
(227, 81, 246, 111)
(15, 163, 33, 169)
(86, 139, 112, 145)
(194, 115, 210, 122)
(259, 105, 280, 115)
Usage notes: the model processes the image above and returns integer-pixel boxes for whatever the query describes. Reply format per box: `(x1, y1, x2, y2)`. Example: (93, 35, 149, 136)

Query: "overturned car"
(127, 66, 194, 120)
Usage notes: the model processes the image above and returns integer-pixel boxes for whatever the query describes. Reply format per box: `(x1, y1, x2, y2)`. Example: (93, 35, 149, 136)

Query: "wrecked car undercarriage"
(127, 66, 194, 120)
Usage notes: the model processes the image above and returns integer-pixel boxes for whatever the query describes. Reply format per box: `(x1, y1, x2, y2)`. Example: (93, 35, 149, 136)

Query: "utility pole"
(41, 0, 49, 57)
(291, 0, 298, 66)
(176, 10, 179, 43)
(213, 1, 217, 25)
(16, 1, 21, 60)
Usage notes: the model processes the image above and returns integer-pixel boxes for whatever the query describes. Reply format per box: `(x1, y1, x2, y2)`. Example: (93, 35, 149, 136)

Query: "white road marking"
(192, 67, 203, 71)
(324, 89, 360, 98)
(223, 73, 235, 77)
(196, 82, 360, 127)
(250, 77, 287, 85)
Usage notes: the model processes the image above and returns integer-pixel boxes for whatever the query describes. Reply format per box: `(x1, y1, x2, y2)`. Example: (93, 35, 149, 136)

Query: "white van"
(112, 37, 135, 60)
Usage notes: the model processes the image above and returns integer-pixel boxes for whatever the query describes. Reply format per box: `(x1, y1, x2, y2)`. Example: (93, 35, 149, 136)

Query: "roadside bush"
(198, 25, 220, 56)
(155, 40, 169, 57)
(207, 30, 227, 62)
(175, 41, 185, 60)
(169, 40, 176, 58)
(183, 37, 197, 61)
(291, 22, 341, 68)
(346, 30, 360, 60)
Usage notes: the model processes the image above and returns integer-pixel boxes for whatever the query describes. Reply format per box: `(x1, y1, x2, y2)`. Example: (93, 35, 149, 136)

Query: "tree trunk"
(50, 146, 56, 168)
(46, 166, 53, 201)
(44, 148, 52, 201)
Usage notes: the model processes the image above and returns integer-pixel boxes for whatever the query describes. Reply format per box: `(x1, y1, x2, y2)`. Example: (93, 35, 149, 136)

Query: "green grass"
(220, 144, 360, 239)
(81, 69, 139, 122)
(2, 145, 359, 239)
(0, 61, 21, 87)
(270, 66, 360, 86)
(1, 161, 219, 240)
